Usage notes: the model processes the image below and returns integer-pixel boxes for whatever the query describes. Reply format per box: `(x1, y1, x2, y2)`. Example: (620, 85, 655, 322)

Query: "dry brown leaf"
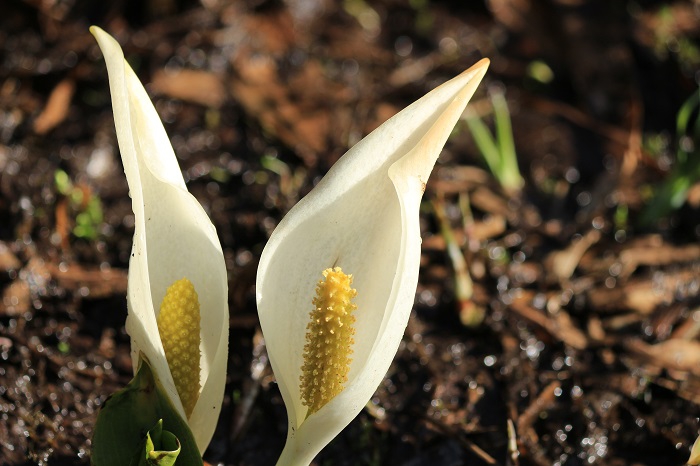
(1, 280, 30, 316)
(588, 268, 698, 315)
(55, 197, 70, 251)
(625, 339, 700, 376)
(433, 166, 492, 194)
(422, 215, 507, 252)
(33, 78, 75, 135)
(545, 228, 600, 282)
(2, 257, 51, 316)
(470, 186, 509, 216)
(243, 7, 298, 55)
(0, 242, 21, 272)
(470, 215, 507, 241)
(230, 51, 338, 164)
(151, 69, 226, 108)
(487, 0, 533, 31)
(619, 243, 700, 278)
(46, 262, 127, 298)
(510, 292, 588, 349)
(226, 6, 369, 165)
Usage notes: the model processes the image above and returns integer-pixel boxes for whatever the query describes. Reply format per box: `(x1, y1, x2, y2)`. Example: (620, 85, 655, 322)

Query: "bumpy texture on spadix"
(299, 268, 356, 415)
(157, 278, 201, 419)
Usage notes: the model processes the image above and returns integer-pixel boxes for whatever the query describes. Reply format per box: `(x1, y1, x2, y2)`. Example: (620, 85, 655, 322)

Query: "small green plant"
(431, 197, 484, 327)
(54, 169, 103, 240)
(260, 154, 306, 207)
(641, 85, 700, 225)
(650, 6, 700, 74)
(464, 88, 524, 193)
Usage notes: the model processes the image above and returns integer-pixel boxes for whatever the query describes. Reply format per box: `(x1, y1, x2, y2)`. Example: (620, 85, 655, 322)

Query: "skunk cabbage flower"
(256, 59, 489, 464)
(91, 26, 228, 454)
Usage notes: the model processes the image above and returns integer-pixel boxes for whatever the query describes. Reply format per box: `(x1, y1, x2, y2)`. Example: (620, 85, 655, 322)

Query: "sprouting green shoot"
(54, 169, 104, 240)
(641, 85, 700, 225)
(465, 89, 524, 193)
(431, 197, 483, 327)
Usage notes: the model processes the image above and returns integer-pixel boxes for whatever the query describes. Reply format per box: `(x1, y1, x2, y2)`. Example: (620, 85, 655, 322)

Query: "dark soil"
(2, 1, 700, 465)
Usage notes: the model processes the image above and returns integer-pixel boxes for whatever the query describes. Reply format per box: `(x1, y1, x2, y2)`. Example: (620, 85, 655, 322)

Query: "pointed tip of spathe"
(89, 26, 117, 55)
(476, 57, 490, 74)
(89, 25, 106, 40)
(460, 57, 490, 83)
(434, 58, 489, 111)
(449, 58, 489, 113)
(476, 57, 491, 68)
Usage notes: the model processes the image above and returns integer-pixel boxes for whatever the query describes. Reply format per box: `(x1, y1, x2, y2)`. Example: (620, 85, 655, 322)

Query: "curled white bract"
(256, 59, 489, 465)
(91, 26, 228, 454)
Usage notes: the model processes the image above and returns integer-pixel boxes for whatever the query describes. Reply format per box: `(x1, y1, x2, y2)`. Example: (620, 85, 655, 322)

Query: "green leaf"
(91, 358, 203, 466)
(54, 169, 72, 195)
(464, 91, 523, 193)
(465, 112, 501, 174)
(676, 86, 699, 136)
(129, 420, 181, 466)
(492, 91, 523, 191)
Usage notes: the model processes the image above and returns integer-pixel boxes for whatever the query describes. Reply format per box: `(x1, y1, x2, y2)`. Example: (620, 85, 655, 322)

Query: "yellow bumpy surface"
(157, 277, 201, 419)
(300, 267, 357, 416)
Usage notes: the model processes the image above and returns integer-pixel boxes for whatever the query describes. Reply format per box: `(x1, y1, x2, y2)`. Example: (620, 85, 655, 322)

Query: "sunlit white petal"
(257, 59, 489, 464)
(91, 26, 228, 453)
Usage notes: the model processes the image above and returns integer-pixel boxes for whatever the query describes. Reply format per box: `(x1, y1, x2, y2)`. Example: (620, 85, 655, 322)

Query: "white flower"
(256, 59, 489, 465)
(91, 26, 228, 454)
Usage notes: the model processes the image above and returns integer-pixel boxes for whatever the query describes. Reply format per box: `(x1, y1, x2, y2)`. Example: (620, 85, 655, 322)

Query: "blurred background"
(1, 0, 700, 465)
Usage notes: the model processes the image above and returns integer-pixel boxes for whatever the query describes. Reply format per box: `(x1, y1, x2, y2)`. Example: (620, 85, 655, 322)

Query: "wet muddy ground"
(2, 0, 700, 465)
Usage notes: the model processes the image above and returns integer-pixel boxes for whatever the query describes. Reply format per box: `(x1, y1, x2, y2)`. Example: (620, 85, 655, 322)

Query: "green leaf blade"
(91, 358, 203, 466)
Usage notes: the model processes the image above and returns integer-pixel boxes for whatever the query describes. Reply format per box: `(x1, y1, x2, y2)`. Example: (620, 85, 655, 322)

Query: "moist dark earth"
(2, 1, 700, 465)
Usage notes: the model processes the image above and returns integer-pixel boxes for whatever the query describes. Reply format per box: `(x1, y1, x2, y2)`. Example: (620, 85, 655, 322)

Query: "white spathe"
(256, 59, 489, 465)
(91, 26, 228, 454)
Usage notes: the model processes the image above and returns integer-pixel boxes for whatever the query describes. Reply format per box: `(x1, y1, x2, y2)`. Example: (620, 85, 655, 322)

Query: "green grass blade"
(492, 91, 523, 191)
(465, 112, 502, 176)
